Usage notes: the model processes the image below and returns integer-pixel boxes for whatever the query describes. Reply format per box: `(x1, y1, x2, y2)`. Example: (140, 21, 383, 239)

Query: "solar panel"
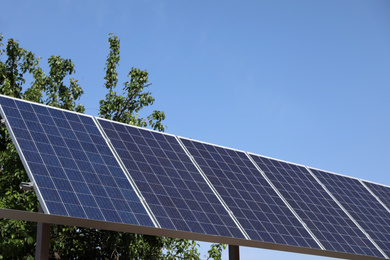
(96, 118, 245, 238)
(2, 95, 390, 259)
(250, 155, 384, 258)
(310, 168, 390, 258)
(179, 137, 320, 250)
(0, 96, 154, 227)
(363, 181, 390, 256)
(363, 181, 390, 212)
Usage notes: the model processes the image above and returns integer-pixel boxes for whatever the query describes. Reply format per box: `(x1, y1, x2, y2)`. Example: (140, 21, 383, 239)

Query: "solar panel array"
(1, 95, 390, 259)
(0, 96, 154, 226)
(97, 118, 244, 238)
(311, 168, 390, 258)
(250, 155, 383, 258)
(179, 138, 319, 249)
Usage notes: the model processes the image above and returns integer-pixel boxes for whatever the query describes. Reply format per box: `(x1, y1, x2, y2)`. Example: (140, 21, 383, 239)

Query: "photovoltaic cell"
(250, 155, 383, 258)
(180, 138, 320, 249)
(311, 168, 390, 258)
(0, 96, 154, 227)
(364, 181, 390, 211)
(97, 118, 245, 238)
(362, 181, 390, 257)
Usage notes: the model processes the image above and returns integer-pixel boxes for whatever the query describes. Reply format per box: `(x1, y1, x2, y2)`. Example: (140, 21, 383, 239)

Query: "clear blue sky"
(2, 0, 390, 259)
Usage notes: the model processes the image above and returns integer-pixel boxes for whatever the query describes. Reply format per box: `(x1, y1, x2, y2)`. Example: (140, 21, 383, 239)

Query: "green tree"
(0, 34, 224, 259)
(99, 33, 165, 131)
(0, 34, 86, 260)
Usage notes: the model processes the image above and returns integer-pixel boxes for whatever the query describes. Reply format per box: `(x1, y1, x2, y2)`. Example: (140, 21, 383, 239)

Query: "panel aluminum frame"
(0, 208, 385, 260)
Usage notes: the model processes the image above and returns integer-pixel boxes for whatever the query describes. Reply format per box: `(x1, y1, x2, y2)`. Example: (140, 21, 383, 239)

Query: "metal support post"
(229, 244, 240, 260)
(35, 205, 50, 260)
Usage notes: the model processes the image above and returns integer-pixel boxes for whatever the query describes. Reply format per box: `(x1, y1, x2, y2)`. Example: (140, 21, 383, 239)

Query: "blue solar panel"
(363, 181, 390, 255)
(0, 95, 154, 227)
(364, 181, 390, 211)
(3, 95, 390, 259)
(250, 155, 383, 258)
(311, 169, 390, 258)
(96, 118, 245, 238)
(180, 138, 320, 249)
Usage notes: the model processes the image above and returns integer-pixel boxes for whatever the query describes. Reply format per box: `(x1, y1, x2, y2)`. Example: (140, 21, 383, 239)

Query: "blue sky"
(2, 0, 390, 259)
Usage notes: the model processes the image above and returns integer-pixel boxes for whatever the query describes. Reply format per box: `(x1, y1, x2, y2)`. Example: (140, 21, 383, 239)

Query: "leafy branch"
(99, 34, 165, 131)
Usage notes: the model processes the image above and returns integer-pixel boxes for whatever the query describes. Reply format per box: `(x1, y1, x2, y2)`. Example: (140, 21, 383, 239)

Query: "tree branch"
(112, 83, 152, 121)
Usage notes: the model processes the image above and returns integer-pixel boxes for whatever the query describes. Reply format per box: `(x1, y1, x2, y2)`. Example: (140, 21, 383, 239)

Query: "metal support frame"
(35, 205, 50, 260)
(0, 208, 384, 260)
(229, 245, 240, 260)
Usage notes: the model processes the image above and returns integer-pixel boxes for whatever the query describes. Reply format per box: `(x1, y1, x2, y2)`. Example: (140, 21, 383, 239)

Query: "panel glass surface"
(0, 96, 153, 226)
(180, 138, 319, 249)
(250, 155, 382, 258)
(311, 169, 390, 257)
(97, 118, 244, 238)
(363, 181, 390, 257)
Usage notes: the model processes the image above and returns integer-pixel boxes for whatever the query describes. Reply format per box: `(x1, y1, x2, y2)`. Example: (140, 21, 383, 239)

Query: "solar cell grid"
(250, 155, 383, 258)
(0, 96, 154, 227)
(2, 95, 390, 259)
(364, 181, 390, 213)
(180, 138, 320, 249)
(311, 169, 390, 258)
(97, 118, 245, 239)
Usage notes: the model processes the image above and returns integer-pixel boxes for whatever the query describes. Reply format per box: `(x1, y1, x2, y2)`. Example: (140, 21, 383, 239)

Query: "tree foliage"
(0, 34, 225, 259)
(0, 34, 86, 260)
(99, 34, 165, 131)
